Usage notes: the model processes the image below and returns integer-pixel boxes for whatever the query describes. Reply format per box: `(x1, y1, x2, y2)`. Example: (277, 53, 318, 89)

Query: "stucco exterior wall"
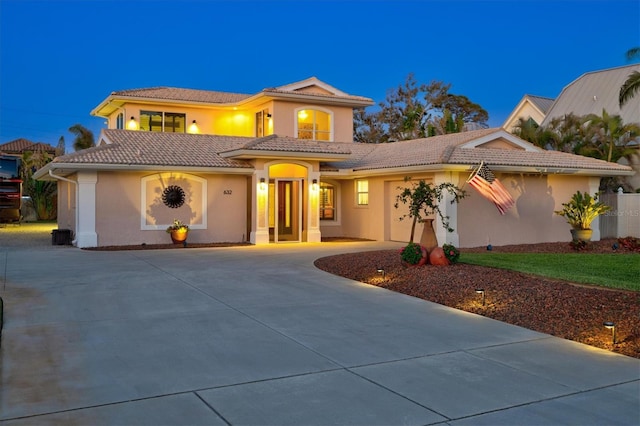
(458, 174, 595, 247)
(331, 172, 603, 248)
(55, 178, 76, 234)
(272, 102, 355, 142)
(93, 171, 248, 246)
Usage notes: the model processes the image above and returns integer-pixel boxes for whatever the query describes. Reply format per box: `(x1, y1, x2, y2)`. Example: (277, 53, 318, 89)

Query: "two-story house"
(34, 77, 633, 248)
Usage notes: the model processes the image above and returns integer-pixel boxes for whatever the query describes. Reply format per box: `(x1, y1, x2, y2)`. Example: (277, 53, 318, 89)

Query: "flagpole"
(466, 161, 484, 183)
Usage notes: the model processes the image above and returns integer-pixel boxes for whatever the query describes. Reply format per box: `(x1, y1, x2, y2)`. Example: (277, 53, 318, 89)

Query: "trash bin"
(51, 229, 72, 245)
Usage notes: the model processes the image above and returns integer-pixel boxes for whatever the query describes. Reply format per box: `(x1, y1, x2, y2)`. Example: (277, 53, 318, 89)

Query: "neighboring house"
(502, 95, 554, 133)
(503, 64, 640, 189)
(34, 77, 633, 248)
(0, 138, 57, 157)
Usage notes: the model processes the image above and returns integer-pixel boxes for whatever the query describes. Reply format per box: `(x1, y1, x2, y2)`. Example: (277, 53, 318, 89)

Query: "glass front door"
(270, 179, 301, 242)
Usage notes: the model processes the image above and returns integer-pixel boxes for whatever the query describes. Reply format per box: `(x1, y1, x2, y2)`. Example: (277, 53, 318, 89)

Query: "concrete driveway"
(1, 237, 639, 425)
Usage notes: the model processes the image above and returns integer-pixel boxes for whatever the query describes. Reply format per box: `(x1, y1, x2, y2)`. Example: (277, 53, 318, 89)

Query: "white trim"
(275, 77, 350, 97)
(76, 171, 98, 248)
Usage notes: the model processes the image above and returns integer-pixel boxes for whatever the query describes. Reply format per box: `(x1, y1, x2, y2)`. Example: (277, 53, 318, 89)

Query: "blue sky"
(1, 0, 638, 151)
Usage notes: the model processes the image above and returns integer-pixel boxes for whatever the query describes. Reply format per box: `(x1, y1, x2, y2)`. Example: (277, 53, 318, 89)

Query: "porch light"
(475, 289, 485, 306)
(312, 179, 318, 191)
(127, 116, 138, 130)
(260, 177, 266, 191)
(603, 321, 616, 344)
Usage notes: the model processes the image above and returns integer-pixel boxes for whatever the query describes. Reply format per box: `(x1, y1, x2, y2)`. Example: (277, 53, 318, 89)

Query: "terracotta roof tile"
(52, 130, 253, 169)
(0, 138, 56, 154)
(111, 87, 252, 104)
(226, 135, 353, 155)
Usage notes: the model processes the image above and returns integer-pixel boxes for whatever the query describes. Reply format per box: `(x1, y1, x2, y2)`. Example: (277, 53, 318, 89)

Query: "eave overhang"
(34, 162, 254, 181)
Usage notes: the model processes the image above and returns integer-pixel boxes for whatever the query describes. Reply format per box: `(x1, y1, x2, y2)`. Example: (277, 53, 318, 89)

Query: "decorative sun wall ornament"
(162, 185, 186, 208)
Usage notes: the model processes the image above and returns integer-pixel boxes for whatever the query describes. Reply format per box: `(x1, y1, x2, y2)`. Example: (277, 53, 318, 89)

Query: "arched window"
(296, 108, 332, 141)
(116, 113, 124, 129)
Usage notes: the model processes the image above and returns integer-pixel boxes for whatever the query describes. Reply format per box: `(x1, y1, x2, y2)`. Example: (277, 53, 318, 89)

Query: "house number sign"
(224, 190, 232, 195)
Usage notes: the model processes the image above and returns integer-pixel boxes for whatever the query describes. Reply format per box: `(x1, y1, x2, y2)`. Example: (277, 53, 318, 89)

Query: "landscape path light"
(475, 289, 485, 306)
(603, 321, 616, 345)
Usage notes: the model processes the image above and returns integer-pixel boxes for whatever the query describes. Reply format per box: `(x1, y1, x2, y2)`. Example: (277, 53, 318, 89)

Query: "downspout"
(48, 169, 79, 245)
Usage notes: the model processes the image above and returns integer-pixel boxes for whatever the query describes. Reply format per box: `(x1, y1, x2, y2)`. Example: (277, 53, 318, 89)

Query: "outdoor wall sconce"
(312, 179, 318, 191)
(603, 321, 616, 344)
(475, 289, 485, 306)
(260, 177, 266, 191)
(188, 119, 199, 134)
(376, 266, 385, 279)
(266, 113, 272, 119)
(127, 116, 138, 130)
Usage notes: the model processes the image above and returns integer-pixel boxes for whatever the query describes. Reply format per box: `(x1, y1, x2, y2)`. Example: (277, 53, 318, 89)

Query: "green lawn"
(461, 253, 640, 291)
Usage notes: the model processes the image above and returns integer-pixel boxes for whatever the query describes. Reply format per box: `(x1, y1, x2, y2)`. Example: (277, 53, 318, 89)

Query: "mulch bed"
(314, 238, 640, 359)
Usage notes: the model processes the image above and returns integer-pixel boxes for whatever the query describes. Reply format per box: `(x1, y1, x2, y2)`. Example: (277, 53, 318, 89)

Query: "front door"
(273, 179, 301, 242)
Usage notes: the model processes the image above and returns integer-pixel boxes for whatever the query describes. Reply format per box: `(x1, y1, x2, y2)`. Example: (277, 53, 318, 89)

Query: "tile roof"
(51, 130, 253, 169)
(111, 87, 252, 104)
(323, 128, 633, 174)
(109, 81, 374, 106)
(43, 128, 632, 177)
(220, 135, 353, 157)
(0, 138, 56, 154)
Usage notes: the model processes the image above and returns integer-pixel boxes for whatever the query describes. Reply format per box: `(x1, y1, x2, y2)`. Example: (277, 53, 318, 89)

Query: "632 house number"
(223, 190, 232, 195)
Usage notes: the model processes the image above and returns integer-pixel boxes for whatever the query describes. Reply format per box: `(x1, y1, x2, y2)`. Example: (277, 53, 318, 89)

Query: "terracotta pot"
(170, 229, 188, 244)
(419, 219, 438, 252)
(429, 247, 450, 266)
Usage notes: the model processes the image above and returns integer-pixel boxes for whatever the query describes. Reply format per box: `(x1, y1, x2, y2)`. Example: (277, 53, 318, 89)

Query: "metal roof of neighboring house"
(541, 64, 640, 127)
(35, 128, 633, 180)
(525, 95, 555, 115)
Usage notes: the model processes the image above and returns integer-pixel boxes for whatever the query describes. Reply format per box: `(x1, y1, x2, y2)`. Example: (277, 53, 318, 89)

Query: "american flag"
(467, 163, 515, 215)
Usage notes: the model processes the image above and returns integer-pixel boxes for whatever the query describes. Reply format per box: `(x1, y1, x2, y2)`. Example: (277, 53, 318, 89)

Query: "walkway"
(1, 241, 638, 425)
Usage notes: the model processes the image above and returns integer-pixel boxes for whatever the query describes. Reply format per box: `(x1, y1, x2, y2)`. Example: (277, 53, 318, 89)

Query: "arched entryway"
(251, 161, 320, 244)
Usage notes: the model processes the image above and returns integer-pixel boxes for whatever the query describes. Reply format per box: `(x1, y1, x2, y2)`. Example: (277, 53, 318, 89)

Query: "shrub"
(400, 242, 424, 265)
(618, 236, 640, 252)
(442, 244, 460, 263)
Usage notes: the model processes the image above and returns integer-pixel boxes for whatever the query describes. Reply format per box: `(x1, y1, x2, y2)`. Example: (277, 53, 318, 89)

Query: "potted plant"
(166, 219, 189, 244)
(554, 191, 611, 242)
(395, 177, 466, 265)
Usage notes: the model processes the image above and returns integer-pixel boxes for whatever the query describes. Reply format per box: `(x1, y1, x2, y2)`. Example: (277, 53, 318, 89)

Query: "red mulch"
(314, 238, 640, 359)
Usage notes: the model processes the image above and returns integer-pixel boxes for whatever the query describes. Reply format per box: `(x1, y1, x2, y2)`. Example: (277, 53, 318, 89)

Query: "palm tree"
(69, 124, 95, 151)
(619, 47, 640, 107)
(581, 109, 640, 163)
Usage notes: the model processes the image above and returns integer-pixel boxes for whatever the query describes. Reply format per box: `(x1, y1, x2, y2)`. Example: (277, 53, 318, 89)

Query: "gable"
(459, 130, 540, 152)
(474, 138, 526, 150)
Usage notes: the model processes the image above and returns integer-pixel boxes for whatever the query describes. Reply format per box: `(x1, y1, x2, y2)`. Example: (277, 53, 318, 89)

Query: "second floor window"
(116, 113, 124, 129)
(140, 111, 186, 133)
(297, 109, 331, 141)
